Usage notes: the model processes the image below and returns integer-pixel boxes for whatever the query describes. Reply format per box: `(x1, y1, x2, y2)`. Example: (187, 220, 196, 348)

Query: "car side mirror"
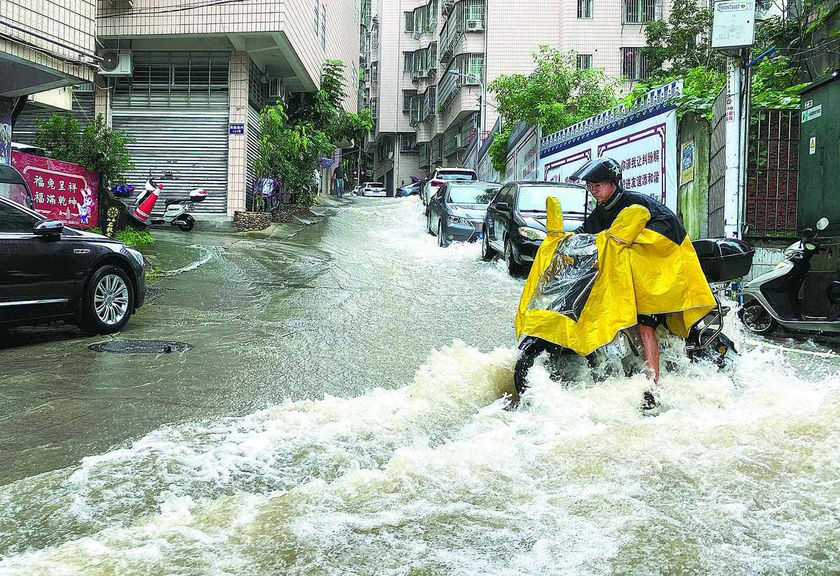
(496, 202, 509, 212)
(817, 217, 829, 231)
(34, 219, 64, 236)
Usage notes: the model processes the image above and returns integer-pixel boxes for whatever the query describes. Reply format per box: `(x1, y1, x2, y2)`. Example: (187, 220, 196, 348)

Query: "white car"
(422, 168, 478, 207)
(361, 181, 386, 197)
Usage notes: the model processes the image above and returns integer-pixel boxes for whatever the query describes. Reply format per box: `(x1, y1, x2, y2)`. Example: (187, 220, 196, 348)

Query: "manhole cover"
(89, 339, 191, 354)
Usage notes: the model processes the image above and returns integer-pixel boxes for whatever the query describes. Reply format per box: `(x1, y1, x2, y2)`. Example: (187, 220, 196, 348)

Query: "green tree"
(34, 112, 134, 190)
(488, 46, 619, 173)
(32, 114, 81, 162)
(642, 0, 724, 81)
(256, 60, 374, 206)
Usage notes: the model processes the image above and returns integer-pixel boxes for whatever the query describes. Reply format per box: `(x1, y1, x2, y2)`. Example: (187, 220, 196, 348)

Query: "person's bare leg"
(638, 324, 660, 384)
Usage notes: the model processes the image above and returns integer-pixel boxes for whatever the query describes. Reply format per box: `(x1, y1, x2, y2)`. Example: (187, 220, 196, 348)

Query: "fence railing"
(745, 109, 800, 237)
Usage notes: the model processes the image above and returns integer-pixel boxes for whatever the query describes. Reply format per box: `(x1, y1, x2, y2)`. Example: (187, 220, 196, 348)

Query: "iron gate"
(745, 109, 799, 237)
(708, 86, 727, 238)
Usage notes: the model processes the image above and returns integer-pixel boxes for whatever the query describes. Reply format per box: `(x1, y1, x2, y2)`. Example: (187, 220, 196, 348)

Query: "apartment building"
(367, 0, 672, 183)
(90, 0, 362, 216)
(0, 0, 98, 163)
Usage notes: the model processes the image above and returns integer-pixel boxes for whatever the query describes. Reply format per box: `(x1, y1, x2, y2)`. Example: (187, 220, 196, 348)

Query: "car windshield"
(0, 183, 32, 208)
(438, 172, 476, 181)
(448, 184, 499, 205)
(517, 185, 585, 214)
(367, 182, 384, 187)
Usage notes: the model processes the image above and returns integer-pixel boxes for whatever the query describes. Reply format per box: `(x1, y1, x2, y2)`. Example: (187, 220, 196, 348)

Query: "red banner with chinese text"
(10, 151, 99, 229)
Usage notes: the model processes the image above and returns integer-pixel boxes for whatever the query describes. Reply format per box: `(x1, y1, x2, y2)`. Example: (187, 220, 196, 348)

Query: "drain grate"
(89, 339, 191, 354)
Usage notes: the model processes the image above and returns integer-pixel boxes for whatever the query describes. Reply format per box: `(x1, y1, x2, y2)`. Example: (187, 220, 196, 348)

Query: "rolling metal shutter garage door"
(112, 52, 230, 215)
(14, 86, 95, 146)
(112, 110, 229, 215)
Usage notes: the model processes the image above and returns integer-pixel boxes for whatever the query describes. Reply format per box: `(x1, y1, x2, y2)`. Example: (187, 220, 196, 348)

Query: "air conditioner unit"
(466, 20, 484, 31)
(268, 77, 284, 99)
(98, 49, 133, 76)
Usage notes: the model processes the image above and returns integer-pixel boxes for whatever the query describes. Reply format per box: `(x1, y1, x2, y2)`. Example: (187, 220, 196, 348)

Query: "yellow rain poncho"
(515, 196, 716, 356)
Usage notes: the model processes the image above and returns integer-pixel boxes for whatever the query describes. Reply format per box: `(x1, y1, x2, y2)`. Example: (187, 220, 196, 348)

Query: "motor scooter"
(514, 235, 755, 397)
(133, 178, 207, 232)
(739, 217, 840, 336)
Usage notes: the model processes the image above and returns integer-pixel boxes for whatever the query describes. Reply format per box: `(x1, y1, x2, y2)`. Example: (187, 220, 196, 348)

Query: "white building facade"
(367, 0, 672, 184)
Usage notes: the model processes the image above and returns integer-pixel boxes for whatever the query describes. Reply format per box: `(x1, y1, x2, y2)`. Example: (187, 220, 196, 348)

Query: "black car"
(482, 181, 587, 274)
(0, 167, 146, 334)
(427, 181, 500, 247)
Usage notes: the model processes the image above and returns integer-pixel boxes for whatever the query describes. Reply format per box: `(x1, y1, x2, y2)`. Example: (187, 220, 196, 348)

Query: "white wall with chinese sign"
(538, 81, 683, 213)
(503, 126, 539, 185)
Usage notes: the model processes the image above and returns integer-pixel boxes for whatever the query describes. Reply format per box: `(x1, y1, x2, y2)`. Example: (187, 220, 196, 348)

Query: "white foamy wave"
(4, 341, 839, 575)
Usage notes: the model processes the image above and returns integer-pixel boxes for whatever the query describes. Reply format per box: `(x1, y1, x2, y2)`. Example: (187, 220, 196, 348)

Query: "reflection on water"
(1, 198, 839, 574)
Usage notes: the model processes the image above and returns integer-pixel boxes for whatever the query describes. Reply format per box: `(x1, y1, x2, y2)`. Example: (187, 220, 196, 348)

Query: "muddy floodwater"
(1, 197, 839, 574)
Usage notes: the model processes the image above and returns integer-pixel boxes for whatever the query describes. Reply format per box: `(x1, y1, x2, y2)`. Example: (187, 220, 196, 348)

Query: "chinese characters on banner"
(539, 109, 679, 213)
(11, 151, 99, 228)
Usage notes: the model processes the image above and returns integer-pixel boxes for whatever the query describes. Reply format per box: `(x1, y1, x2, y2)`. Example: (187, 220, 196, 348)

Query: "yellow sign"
(680, 139, 695, 186)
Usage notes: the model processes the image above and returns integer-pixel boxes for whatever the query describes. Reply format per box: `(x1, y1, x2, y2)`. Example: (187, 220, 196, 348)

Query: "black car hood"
(64, 227, 125, 245)
(518, 212, 585, 233)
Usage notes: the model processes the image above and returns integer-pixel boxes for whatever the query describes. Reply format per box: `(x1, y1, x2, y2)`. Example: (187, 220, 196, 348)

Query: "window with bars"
(623, 0, 658, 24)
(314, 0, 319, 34)
(322, 6, 327, 49)
(117, 52, 229, 108)
(404, 52, 414, 74)
(576, 54, 593, 70)
(401, 133, 417, 151)
(403, 90, 416, 112)
(621, 47, 650, 80)
(466, 55, 484, 81)
(577, 0, 593, 18)
(466, 2, 484, 23)
(404, 11, 414, 32)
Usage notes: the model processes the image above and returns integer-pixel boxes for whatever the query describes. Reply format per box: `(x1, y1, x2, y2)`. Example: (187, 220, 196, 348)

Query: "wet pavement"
(1, 196, 839, 574)
(0, 197, 523, 486)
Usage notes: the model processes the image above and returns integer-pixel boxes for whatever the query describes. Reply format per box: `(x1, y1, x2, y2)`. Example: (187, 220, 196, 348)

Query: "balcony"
(422, 87, 437, 122)
(440, 1, 485, 62)
(410, 97, 421, 126)
(438, 55, 483, 113)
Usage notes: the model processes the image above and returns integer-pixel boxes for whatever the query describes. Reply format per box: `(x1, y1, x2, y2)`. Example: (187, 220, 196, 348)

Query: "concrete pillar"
(1, 96, 13, 165)
(227, 51, 249, 216)
(94, 84, 111, 127)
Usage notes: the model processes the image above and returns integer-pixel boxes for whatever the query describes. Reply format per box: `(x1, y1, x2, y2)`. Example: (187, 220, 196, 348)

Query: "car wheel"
(438, 222, 447, 248)
(504, 237, 524, 276)
(739, 301, 777, 336)
(481, 229, 496, 261)
(81, 265, 135, 335)
(175, 215, 195, 232)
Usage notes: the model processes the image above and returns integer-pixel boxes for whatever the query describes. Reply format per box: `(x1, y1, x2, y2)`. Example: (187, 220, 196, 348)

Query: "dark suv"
(0, 166, 145, 334)
(482, 181, 587, 275)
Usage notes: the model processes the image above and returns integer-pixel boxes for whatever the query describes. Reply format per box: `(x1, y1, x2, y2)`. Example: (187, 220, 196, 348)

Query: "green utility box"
(798, 71, 840, 235)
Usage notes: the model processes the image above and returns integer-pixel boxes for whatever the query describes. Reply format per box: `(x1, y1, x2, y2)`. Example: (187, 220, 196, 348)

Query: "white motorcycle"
(134, 178, 207, 232)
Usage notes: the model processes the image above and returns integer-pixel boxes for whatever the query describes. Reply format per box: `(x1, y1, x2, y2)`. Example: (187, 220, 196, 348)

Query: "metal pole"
(723, 58, 742, 239)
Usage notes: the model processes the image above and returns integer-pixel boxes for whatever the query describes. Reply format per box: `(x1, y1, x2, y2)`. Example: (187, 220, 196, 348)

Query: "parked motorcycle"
(513, 235, 754, 397)
(133, 178, 207, 232)
(739, 217, 840, 336)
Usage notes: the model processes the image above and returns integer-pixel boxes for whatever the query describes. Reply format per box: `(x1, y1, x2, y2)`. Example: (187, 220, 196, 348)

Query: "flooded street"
(2, 197, 839, 574)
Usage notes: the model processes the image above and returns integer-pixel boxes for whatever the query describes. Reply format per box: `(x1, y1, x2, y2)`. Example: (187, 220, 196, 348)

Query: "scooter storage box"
(692, 238, 755, 282)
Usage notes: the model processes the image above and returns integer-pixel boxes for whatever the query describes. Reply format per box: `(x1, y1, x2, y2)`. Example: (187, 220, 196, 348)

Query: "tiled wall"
(0, 0, 96, 81)
(227, 51, 249, 215)
(98, 0, 360, 108)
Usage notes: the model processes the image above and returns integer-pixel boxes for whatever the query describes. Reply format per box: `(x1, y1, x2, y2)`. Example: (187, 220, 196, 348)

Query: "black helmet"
(569, 157, 622, 184)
